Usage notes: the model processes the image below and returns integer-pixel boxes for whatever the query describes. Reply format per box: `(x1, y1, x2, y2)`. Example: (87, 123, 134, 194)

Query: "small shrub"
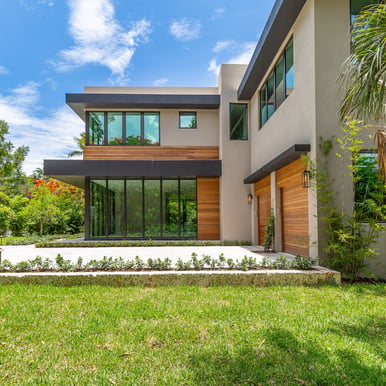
(134, 256, 145, 270)
(261, 256, 273, 268)
(292, 255, 317, 270)
(226, 258, 236, 269)
(176, 258, 192, 271)
(263, 210, 275, 252)
(271, 255, 289, 269)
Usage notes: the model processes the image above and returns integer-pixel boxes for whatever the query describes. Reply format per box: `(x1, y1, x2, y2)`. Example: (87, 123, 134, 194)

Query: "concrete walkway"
(0, 245, 272, 265)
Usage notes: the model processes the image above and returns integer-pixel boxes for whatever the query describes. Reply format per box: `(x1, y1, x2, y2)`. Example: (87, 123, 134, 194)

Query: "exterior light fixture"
(248, 194, 253, 204)
(302, 170, 311, 188)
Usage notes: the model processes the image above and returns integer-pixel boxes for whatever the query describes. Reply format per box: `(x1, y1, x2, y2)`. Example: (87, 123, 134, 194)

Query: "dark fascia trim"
(237, 0, 307, 100)
(44, 159, 222, 180)
(66, 93, 220, 121)
(243, 144, 310, 184)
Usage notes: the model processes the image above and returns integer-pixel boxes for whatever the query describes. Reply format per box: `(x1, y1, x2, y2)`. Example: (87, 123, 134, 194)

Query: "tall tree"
(0, 120, 29, 195)
(68, 132, 86, 158)
(339, 4, 386, 178)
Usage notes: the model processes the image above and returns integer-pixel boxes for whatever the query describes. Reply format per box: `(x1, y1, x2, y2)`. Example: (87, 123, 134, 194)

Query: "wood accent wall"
(277, 159, 309, 257)
(84, 146, 219, 160)
(254, 175, 271, 246)
(197, 177, 220, 240)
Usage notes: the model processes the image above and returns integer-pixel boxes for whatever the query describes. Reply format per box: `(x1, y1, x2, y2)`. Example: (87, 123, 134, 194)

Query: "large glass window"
(89, 178, 197, 239)
(126, 113, 141, 145)
(90, 180, 106, 237)
(108, 113, 123, 145)
(144, 113, 160, 145)
(89, 112, 105, 145)
(230, 103, 248, 140)
(108, 180, 125, 236)
(259, 39, 294, 128)
(87, 112, 159, 146)
(126, 179, 143, 237)
(354, 152, 386, 222)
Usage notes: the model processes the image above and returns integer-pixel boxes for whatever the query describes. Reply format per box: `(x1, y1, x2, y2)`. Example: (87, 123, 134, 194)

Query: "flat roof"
(237, 0, 307, 100)
(66, 93, 220, 121)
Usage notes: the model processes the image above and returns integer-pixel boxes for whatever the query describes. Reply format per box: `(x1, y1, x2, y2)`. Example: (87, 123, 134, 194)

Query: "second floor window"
(259, 39, 294, 128)
(87, 112, 160, 146)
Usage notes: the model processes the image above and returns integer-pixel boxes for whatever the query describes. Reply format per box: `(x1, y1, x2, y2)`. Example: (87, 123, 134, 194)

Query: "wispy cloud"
(169, 18, 201, 42)
(208, 59, 221, 76)
(212, 40, 234, 54)
(210, 8, 225, 20)
(0, 82, 84, 175)
(208, 41, 256, 76)
(0, 66, 9, 75)
(52, 0, 151, 84)
(153, 78, 168, 87)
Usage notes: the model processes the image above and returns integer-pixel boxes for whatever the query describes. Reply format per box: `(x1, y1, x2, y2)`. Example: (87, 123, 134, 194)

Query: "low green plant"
(175, 258, 192, 271)
(263, 210, 275, 252)
(55, 254, 73, 271)
(293, 255, 316, 270)
(271, 255, 289, 269)
(261, 256, 272, 268)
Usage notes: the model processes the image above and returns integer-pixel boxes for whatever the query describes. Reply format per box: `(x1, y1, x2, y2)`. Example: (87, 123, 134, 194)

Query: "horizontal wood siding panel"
(84, 146, 219, 160)
(276, 158, 306, 188)
(279, 159, 309, 256)
(254, 175, 271, 195)
(197, 177, 220, 240)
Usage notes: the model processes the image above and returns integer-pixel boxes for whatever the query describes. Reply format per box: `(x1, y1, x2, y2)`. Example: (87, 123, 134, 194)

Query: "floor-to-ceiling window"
(88, 177, 197, 239)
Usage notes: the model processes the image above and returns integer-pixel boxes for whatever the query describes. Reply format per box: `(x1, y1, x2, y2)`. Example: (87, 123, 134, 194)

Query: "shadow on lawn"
(187, 327, 385, 385)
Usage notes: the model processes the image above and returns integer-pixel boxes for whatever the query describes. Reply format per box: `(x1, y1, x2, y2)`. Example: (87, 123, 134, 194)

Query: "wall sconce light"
(302, 170, 311, 188)
(248, 194, 253, 204)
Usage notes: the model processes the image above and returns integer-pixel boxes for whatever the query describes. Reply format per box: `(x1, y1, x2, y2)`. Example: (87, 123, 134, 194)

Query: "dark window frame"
(229, 103, 248, 141)
(258, 38, 293, 129)
(179, 111, 197, 129)
(86, 111, 160, 146)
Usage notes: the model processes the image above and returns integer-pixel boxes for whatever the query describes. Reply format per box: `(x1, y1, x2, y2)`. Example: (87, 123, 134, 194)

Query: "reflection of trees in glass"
(90, 180, 106, 237)
(354, 153, 386, 221)
(163, 180, 179, 236)
(108, 180, 125, 236)
(144, 113, 160, 145)
(126, 180, 143, 237)
(144, 180, 161, 237)
(89, 113, 104, 145)
(108, 113, 123, 145)
(181, 180, 197, 237)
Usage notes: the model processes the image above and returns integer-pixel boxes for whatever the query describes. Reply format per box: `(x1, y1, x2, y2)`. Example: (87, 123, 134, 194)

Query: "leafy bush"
(263, 210, 275, 252)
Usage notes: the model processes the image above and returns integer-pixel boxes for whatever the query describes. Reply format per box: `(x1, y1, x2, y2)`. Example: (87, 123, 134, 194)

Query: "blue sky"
(0, 0, 275, 174)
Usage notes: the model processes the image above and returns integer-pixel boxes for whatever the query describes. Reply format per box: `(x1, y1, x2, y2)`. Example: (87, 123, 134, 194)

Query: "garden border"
(0, 267, 340, 287)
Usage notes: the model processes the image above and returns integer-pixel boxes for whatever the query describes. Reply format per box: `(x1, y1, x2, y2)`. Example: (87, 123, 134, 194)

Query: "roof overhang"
(44, 159, 222, 188)
(66, 93, 221, 121)
(243, 144, 310, 184)
(237, 0, 307, 100)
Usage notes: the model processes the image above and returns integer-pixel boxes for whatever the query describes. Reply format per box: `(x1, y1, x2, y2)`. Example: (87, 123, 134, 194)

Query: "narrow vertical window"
(144, 179, 161, 237)
(285, 41, 294, 97)
(260, 85, 267, 128)
(126, 179, 143, 237)
(107, 112, 123, 145)
(230, 103, 248, 140)
(144, 113, 160, 145)
(89, 112, 105, 145)
(267, 73, 275, 120)
(180, 179, 197, 237)
(275, 56, 285, 108)
(162, 179, 179, 237)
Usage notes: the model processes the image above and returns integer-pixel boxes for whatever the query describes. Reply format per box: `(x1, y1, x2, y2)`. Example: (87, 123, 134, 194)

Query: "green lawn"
(0, 285, 384, 385)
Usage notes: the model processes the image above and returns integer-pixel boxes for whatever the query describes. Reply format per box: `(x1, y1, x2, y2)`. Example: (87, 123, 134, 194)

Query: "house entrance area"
(88, 177, 197, 239)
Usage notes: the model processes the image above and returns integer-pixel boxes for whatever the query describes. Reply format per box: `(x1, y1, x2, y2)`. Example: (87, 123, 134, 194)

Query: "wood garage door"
(277, 159, 309, 256)
(255, 175, 271, 246)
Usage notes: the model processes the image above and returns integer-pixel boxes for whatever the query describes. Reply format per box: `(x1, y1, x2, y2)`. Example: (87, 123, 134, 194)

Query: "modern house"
(44, 0, 385, 274)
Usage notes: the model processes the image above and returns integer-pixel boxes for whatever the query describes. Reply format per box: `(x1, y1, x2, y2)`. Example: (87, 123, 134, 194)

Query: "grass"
(0, 284, 384, 385)
(1, 233, 84, 246)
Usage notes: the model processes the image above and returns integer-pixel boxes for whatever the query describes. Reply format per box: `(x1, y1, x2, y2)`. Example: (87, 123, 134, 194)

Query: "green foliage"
(310, 119, 385, 279)
(0, 120, 29, 196)
(263, 209, 275, 252)
(339, 4, 386, 122)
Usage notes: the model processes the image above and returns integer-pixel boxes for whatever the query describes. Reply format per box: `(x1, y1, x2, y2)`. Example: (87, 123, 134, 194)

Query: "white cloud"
(153, 78, 168, 87)
(0, 66, 9, 75)
(0, 82, 84, 175)
(228, 42, 256, 64)
(52, 0, 151, 84)
(211, 8, 225, 20)
(208, 41, 256, 77)
(208, 59, 220, 76)
(169, 18, 201, 42)
(212, 40, 234, 54)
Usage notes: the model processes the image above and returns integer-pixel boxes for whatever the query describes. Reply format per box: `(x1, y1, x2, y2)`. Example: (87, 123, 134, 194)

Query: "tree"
(339, 4, 386, 177)
(68, 132, 86, 158)
(0, 120, 29, 195)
